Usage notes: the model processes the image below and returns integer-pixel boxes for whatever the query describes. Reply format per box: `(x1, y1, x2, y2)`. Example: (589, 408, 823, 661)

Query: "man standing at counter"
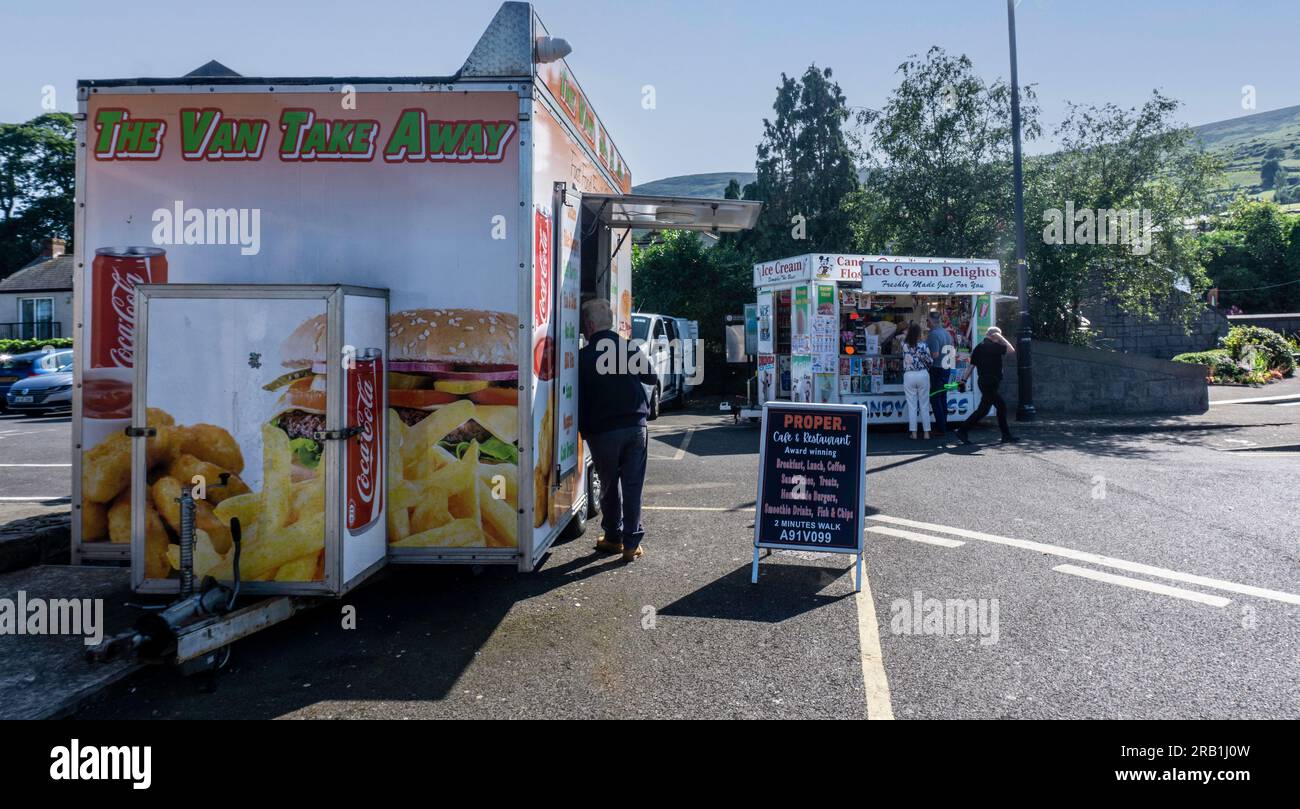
(926, 310, 952, 436)
(956, 326, 1018, 445)
(579, 299, 657, 562)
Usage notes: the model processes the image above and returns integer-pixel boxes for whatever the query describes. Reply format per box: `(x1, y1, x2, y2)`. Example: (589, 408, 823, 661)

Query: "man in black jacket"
(956, 327, 1018, 445)
(579, 299, 658, 562)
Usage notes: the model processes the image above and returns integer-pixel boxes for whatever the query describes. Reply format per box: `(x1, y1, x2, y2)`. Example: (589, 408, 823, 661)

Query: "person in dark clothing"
(578, 299, 657, 562)
(956, 326, 1018, 445)
(924, 310, 953, 436)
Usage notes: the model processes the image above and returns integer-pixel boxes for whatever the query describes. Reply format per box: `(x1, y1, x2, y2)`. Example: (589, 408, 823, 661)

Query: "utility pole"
(1007, 0, 1035, 420)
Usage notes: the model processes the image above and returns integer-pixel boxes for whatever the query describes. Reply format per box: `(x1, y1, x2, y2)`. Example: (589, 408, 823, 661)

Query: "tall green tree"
(1202, 196, 1298, 312)
(632, 230, 749, 354)
(734, 65, 858, 260)
(1261, 158, 1284, 189)
(1025, 93, 1222, 340)
(854, 47, 1039, 259)
(0, 113, 75, 274)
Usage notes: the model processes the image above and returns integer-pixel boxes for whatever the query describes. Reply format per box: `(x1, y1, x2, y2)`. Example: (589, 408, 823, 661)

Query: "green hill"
(632, 172, 755, 198)
(1189, 104, 1300, 205)
(634, 105, 1300, 209)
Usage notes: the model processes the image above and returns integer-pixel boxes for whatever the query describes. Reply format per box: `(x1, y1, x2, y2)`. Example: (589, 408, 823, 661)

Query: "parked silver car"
(5, 368, 74, 415)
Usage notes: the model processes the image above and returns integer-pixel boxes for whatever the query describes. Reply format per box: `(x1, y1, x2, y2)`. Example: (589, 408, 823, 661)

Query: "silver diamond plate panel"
(459, 2, 534, 78)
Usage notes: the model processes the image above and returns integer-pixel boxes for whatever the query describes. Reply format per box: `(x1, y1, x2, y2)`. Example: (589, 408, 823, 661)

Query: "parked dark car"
(5, 369, 74, 415)
(0, 349, 74, 412)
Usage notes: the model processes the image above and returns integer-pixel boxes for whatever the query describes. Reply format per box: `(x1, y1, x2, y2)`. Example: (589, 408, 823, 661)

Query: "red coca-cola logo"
(347, 351, 383, 534)
(353, 373, 377, 505)
(534, 210, 552, 328)
(91, 247, 166, 371)
(107, 267, 146, 367)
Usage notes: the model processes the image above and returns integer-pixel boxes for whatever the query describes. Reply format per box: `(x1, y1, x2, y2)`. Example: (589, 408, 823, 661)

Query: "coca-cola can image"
(346, 347, 384, 535)
(90, 247, 168, 369)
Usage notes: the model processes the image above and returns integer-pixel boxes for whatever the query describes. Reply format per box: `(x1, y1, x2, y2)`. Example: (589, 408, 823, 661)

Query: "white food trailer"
(747, 253, 1002, 423)
(69, 2, 758, 668)
(71, 1, 760, 585)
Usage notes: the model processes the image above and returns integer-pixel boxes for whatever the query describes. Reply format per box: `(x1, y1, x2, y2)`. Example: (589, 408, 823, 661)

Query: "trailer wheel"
(560, 503, 588, 540)
(586, 461, 601, 519)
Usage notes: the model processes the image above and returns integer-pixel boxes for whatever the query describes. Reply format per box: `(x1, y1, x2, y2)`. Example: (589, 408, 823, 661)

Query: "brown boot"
(594, 537, 623, 554)
(621, 545, 644, 563)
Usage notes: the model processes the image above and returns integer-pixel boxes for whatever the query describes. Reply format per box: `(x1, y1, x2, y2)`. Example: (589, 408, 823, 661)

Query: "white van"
(631, 313, 699, 418)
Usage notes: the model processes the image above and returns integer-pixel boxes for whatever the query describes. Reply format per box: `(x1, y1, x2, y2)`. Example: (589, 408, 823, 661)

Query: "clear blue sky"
(1, 0, 1294, 184)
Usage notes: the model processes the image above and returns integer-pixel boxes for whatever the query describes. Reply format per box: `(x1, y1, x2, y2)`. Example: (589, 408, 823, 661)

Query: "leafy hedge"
(1222, 325, 1295, 377)
(1172, 349, 1247, 384)
(1174, 325, 1296, 384)
(0, 337, 73, 356)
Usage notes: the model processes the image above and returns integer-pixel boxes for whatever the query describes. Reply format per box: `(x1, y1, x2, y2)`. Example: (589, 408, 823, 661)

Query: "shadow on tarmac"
(77, 537, 639, 719)
(659, 562, 855, 623)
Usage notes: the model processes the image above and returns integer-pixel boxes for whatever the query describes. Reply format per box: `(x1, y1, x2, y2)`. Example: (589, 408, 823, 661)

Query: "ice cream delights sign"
(754, 253, 1001, 293)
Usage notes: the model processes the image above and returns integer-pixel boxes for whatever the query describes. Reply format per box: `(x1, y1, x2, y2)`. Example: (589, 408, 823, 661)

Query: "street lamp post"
(1007, 0, 1035, 421)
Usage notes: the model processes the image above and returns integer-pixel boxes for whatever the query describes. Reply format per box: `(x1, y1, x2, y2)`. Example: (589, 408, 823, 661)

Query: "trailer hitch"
(87, 477, 245, 671)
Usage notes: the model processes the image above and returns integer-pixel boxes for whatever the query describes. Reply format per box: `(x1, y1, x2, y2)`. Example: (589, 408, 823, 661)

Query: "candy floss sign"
(347, 348, 385, 535)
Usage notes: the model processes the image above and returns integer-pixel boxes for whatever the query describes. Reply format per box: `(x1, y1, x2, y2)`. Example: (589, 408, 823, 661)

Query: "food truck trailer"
(71, 0, 760, 634)
(746, 254, 1001, 423)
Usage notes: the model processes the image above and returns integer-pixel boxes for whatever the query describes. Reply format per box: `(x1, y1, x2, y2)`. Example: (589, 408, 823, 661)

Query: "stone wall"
(0, 513, 70, 574)
(998, 340, 1208, 416)
(1082, 293, 1229, 359)
(1227, 313, 1300, 338)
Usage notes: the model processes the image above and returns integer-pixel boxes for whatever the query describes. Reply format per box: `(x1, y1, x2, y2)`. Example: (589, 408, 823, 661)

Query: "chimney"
(40, 238, 66, 259)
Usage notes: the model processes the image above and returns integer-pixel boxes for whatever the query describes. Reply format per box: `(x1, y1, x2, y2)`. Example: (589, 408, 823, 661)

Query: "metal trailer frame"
(129, 284, 388, 598)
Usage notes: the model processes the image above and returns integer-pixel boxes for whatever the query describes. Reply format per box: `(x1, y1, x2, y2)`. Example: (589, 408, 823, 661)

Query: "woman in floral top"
(901, 323, 933, 438)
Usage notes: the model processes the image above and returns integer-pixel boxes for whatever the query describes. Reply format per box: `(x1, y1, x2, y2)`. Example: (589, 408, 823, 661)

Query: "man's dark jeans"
(963, 377, 1011, 438)
(928, 367, 949, 433)
(587, 425, 648, 550)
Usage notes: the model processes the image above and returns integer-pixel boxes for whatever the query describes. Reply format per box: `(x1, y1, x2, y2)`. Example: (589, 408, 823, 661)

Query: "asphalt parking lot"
(69, 393, 1299, 720)
(0, 411, 71, 524)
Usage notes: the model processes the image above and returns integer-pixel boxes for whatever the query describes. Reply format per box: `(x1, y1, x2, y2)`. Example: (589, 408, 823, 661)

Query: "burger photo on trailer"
(385, 309, 521, 549)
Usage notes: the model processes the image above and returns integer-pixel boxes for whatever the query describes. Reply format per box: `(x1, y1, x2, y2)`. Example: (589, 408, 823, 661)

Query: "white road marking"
(0, 463, 70, 467)
(1210, 393, 1300, 406)
(672, 427, 696, 461)
(854, 560, 894, 720)
(648, 427, 697, 461)
(0, 497, 69, 502)
(1053, 564, 1231, 608)
(869, 514, 1300, 607)
(866, 525, 965, 548)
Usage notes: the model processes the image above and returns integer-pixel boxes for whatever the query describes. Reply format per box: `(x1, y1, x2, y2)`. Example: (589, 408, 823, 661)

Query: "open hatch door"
(579, 194, 761, 234)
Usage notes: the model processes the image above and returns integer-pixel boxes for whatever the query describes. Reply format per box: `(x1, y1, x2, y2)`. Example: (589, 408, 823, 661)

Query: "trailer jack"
(88, 477, 305, 674)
